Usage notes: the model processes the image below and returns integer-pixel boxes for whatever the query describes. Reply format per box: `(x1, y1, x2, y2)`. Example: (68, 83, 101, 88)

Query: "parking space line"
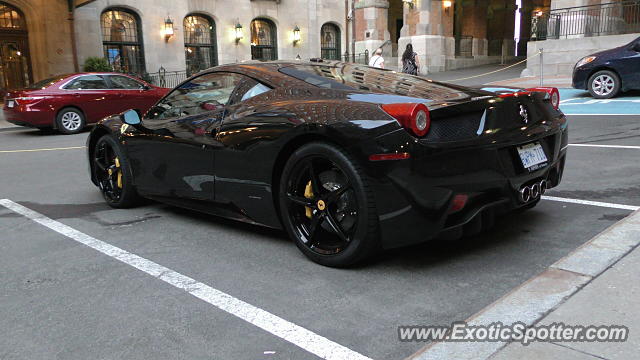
(0, 199, 372, 360)
(568, 143, 640, 150)
(542, 195, 640, 211)
(0, 146, 85, 153)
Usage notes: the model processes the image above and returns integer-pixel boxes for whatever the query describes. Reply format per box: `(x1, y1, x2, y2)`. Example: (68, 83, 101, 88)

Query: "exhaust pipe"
(531, 183, 541, 199)
(539, 180, 547, 195)
(519, 186, 531, 203)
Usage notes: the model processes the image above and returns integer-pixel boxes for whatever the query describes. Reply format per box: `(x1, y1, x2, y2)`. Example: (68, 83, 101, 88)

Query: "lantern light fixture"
(235, 22, 243, 44)
(293, 26, 301, 45)
(403, 0, 414, 9)
(164, 17, 174, 42)
(443, 1, 452, 14)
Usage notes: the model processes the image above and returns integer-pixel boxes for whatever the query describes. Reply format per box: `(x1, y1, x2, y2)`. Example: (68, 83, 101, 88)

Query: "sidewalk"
(410, 210, 640, 360)
(491, 219, 640, 360)
(487, 75, 573, 89)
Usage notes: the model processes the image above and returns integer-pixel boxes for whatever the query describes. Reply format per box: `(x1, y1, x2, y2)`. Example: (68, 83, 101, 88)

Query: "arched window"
(184, 14, 217, 75)
(251, 18, 277, 61)
(0, 2, 31, 90)
(101, 8, 145, 75)
(321, 23, 341, 60)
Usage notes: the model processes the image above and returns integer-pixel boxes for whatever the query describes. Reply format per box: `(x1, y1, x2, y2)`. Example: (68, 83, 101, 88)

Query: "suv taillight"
(381, 103, 431, 137)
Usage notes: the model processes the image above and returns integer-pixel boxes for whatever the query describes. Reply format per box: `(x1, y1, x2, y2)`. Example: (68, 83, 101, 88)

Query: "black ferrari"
(87, 61, 568, 267)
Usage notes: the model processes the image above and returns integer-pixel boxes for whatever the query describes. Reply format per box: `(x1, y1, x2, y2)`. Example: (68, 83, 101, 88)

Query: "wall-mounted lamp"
(402, 0, 414, 9)
(443, 1, 452, 15)
(164, 17, 174, 42)
(293, 26, 301, 46)
(535, 10, 544, 17)
(235, 23, 243, 44)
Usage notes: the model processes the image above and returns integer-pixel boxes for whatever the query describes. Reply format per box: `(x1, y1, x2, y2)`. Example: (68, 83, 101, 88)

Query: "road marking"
(542, 195, 640, 211)
(0, 146, 85, 153)
(569, 143, 640, 150)
(0, 199, 372, 360)
(563, 113, 640, 116)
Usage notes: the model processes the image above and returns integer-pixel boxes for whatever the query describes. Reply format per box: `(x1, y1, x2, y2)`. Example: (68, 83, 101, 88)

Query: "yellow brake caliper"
(304, 180, 313, 218)
(115, 157, 123, 189)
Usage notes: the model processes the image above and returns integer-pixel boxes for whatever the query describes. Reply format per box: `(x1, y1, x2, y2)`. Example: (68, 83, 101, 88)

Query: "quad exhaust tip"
(519, 180, 548, 203)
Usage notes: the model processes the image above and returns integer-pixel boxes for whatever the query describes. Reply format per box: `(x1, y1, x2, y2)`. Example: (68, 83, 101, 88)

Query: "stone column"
(397, 0, 454, 74)
(354, 0, 391, 55)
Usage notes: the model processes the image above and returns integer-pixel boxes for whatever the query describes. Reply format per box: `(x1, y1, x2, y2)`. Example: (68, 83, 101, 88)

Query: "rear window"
(26, 75, 70, 90)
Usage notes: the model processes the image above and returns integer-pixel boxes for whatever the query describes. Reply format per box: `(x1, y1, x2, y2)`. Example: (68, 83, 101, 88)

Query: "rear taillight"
(381, 103, 431, 137)
(525, 87, 560, 110)
(14, 96, 46, 105)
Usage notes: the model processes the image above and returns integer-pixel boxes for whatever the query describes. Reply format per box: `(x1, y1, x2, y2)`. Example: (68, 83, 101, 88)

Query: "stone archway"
(0, 1, 32, 90)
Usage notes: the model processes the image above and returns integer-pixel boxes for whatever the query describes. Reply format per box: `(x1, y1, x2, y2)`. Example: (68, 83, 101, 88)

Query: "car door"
(625, 38, 640, 89)
(105, 74, 151, 112)
(62, 75, 115, 122)
(124, 72, 244, 201)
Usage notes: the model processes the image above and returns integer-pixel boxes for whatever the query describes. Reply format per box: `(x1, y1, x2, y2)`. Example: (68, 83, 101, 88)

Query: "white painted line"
(568, 143, 640, 150)
(0, 199, 372, 360)
(563, 113, 639, 116)
(541, 196, 640, 211)
(0, 146, 85, 153)
(542, 196, 640, 211)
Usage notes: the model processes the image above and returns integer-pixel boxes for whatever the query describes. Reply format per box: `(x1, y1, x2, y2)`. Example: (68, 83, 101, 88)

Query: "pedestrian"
(401, 43, 420, 75)
(368, 48, 385, 69)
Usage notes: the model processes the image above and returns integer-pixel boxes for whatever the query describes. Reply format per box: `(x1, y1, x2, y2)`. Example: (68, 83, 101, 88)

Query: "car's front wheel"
(588, 70, 620, 99)
(278, 142, 379, 267)
(56, 107, 86, 134)
(92, 135, 140, 208)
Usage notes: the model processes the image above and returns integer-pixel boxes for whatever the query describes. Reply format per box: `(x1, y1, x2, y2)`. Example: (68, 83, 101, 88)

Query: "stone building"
(0, 0, 636, 91)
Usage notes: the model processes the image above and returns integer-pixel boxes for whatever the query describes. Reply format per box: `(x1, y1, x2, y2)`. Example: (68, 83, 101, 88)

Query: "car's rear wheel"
(278, 142, 379, 267)
(93, 135, 140, 208)
(56, 107, 86, 134)
(588, 70, 620, 99)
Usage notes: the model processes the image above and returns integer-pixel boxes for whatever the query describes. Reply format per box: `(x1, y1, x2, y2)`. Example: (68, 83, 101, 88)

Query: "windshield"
(26, 75, 71, 90)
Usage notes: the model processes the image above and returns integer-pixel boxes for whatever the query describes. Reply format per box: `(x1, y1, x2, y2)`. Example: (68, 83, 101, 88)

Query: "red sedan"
(3, 73, 169, 134)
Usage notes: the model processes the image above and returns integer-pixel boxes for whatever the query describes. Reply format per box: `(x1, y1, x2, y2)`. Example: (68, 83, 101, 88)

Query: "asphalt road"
(1, 114, 639, 360)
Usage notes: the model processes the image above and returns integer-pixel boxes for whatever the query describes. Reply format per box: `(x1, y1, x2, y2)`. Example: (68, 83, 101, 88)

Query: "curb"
(407, 209, 640, 360)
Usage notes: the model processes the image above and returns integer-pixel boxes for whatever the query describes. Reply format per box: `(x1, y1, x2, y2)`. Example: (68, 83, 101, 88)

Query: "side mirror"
(142, 85, 151, 91)
(122, 109, 141, 125)
(633, 42, 640, 52)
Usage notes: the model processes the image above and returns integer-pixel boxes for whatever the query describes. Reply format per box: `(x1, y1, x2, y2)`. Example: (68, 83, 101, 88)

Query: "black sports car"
(87, 61, 568, 267)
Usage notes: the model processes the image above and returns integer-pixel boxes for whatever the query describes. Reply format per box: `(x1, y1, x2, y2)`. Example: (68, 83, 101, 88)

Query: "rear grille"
(424, 112, 483, 141)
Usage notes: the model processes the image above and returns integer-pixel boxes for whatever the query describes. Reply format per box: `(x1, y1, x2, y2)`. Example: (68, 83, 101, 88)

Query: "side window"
(65, 75, 108, 90)
(109, 75, 145, 90)
(228, 76, 271, 105)
(146, 72, 242, 120)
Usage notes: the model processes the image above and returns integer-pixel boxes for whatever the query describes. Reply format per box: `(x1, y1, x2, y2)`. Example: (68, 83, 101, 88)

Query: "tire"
(278, 142, 379, 267)
(92, 134, 141, 208)
(56, 107, 86, 134)
(588, 70, 621, 99)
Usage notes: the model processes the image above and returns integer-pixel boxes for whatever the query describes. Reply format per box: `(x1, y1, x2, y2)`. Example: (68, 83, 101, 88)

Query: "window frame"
(250, 18, 278, 61)
(320, 23, 341, 61)
(183, 13, 218, 76)
(106, 74, 146, 90)
(100, 8, 146, 75)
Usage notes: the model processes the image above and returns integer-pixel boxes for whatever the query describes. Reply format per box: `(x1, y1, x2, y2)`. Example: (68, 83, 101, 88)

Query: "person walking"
(368, 48, 385, 69)
(401, 44, 420, 75)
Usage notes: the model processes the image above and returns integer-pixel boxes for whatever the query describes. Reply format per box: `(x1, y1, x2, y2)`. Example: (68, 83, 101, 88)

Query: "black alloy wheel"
(279, 142, 379, 267)
(93, 135, 140, 208)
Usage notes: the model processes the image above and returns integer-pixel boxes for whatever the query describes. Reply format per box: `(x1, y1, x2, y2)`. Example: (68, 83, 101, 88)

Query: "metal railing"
(532, 0, 640, 40)
(343, 50, 369, 64)
(140, 67, 188, 88)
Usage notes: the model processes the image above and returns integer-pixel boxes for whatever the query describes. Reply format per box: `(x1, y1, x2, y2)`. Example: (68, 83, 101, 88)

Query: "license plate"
(517, 142, 548, 170)
(7, 100, 14, 108)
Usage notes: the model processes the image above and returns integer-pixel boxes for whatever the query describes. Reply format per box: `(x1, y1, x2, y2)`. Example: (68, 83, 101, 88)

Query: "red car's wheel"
(56, 107, 86, 134)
